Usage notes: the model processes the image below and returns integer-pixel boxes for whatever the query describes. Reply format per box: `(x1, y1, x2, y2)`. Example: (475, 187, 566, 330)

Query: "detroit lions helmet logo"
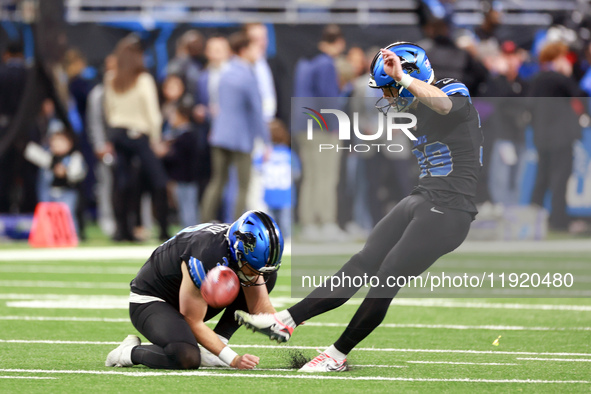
(399, 50, 420, 75)
(233, 231, 257, 255)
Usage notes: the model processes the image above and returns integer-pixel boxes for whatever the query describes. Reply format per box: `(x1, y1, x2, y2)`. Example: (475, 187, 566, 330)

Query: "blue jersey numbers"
(412, 141, 453, 178)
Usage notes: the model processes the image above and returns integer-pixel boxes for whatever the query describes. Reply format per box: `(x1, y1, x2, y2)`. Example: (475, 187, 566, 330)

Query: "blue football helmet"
(368, 42, 434, 113)
(227, 210, 284, 286)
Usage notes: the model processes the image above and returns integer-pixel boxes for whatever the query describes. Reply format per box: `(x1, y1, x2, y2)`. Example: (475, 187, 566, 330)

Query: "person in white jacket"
(24, 120, 86, 233)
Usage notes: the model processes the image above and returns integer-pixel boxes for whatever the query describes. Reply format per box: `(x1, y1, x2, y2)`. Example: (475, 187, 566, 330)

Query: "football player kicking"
(235, 42, 483, 372)
(105, 210, 284, 370)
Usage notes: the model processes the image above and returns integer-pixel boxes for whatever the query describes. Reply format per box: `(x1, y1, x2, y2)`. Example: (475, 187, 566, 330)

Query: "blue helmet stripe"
(188, 256, 207, 288)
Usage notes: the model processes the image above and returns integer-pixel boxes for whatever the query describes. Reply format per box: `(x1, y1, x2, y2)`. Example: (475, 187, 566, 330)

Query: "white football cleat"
(298, 351, 347, 372)
(105, 335, 140, 367)
(235, 310, 294, 343)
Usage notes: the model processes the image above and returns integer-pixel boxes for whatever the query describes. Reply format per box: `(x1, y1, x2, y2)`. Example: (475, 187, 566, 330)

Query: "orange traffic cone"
(28, 202, 78, 248)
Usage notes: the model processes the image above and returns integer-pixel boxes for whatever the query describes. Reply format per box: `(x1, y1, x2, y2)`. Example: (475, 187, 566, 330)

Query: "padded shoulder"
(435, 78, 470, 97)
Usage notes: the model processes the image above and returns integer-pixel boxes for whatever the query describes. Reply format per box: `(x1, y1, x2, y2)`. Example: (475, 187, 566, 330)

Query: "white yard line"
(0, 281, 128, 289)
(3, 293, 591, 312)
(0, 294, 128, 300)
(0, 376, 57, 379)
(407, 361, 518, 366)
(0, 265, 138, 274)
(389, 299, 591, 312)
(302, 322, 591, 331)
(350, 364, 407, 368)
(2, 315, 589, 332)
(0, 339, 123, 345)
(0, 247, 156, 261)
(0, 316, 131, 322)
(0, 281, 291, 293)
(0, 368, 588, 384)
(2, 339, 591, 357)
(202, 365, 403, 369)
(517, 358, 591, 362)
(0, 294, 130, 310)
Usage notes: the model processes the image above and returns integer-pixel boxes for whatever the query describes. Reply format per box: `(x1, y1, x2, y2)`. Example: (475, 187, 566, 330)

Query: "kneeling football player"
(105, 210, 284, 370)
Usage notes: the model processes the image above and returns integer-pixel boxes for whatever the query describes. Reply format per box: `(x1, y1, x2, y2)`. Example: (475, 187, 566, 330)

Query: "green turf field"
(0, 245, 590, 393)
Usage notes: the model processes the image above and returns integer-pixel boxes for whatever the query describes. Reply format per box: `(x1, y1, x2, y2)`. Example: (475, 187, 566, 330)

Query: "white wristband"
(218, 346, 239, 366)
(397, 73, 413, 89)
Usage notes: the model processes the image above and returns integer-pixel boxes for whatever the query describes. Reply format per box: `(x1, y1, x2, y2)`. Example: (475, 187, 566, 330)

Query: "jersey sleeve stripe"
(188, 256, 207, 288)
(440, 83, 470, 96)
(442, 87, 470, 97)
(440, 82, 467, 90)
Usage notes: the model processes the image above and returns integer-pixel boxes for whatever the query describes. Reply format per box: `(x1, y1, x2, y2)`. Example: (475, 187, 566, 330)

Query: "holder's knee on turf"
(164, 342, 201, 369)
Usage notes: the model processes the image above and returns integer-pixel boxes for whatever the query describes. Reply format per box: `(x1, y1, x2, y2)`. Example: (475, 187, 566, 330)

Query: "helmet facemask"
(233, 248, 281, 287)
(374, 84, 415, 115)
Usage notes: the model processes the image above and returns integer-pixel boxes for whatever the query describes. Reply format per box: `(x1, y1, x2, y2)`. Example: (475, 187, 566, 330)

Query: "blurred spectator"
(334, 53, 367, 235)
(64, 49, 94, 127)
(243, 23, 277, 121)
(195, 36, 231, 123)
(580, 41, 591, 97)
(193, 36, 231, 201)
(63, 48, 96, 240)
(529, 42, 587, 231)
(482, 41, 530, 206)
(201, 31, 270, 222)
(87, 54, 117, 237)
(418, 0, 456, 28)
(243, 23, 278, 212)
(419, 18, 488, 95)
(0, 40, 36, 213)
(335, 56, 355, 96)
(24, 120, 86, 233)
(481, 41, 527, 96)
(104, 36, 169, 241)
(347, 47, 368, 79)
(259, 119, 300, 240)
(474, 2, 502, 43)
(293, 24, 348, 242)
(161, 74, 186, 130)
(159, 95, 201, 228)
(167, 30, 204, 97)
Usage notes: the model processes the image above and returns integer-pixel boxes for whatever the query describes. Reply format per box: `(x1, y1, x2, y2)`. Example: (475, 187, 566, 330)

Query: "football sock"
(324, 344, 347, 362)
(276, 310, 296, 327)
(334, 297, 392, 355)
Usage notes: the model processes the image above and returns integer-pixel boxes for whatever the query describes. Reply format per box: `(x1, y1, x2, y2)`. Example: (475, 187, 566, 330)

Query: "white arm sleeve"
(23, 142, 52, 169)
